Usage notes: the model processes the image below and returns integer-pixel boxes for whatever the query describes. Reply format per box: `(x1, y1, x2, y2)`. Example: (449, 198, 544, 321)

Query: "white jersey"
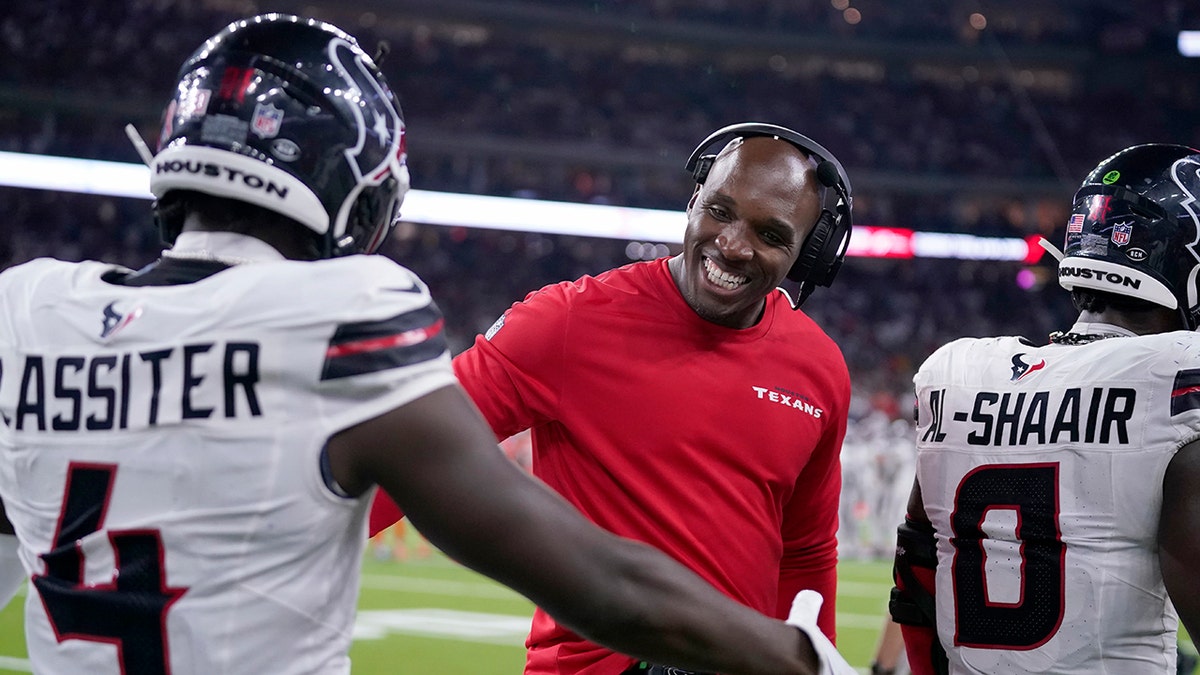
(0, 255, 457, 674)
(913, 329, 1200, 674)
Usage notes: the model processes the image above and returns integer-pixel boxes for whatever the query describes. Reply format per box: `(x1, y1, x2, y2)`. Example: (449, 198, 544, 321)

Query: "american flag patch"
(1067, 214, 1085, 233)
(1171, 368, 1200, 416)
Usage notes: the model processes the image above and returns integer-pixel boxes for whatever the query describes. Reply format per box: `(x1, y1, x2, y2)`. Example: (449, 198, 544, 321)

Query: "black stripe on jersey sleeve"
(1170, 368, 1200, 416)
(321, 304, 448, 381)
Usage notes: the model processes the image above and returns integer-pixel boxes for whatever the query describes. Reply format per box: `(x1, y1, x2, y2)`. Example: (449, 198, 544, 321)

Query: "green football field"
(0, 554, 896, 673)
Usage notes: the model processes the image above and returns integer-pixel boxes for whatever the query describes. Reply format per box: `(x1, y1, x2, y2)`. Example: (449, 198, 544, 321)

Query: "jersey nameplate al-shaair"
(913, 331, 1200, 674)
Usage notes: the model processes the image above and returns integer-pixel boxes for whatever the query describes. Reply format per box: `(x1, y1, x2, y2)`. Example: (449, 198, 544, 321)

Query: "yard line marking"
(350, 607, 886, 646)
(360, 574, 890, 602)
(353, 609, 530, 646)
(836, 612, 893, 630)
(359, 574, 525, 600)
(0, 656, 32, 672)
(836, 580, 893, 599)
(0, 610, 886, 666)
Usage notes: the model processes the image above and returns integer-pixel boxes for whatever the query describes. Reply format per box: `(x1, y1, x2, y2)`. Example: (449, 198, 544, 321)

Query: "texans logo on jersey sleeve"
(1010, 353, 1046, 382)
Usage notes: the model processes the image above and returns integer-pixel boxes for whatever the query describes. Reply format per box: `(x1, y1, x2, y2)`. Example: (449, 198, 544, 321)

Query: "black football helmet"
(148, 13, 409, 257)
(1058, 143, 1200, 329)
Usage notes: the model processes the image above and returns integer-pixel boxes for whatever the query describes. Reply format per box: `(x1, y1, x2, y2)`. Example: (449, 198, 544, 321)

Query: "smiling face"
(669, 136, 822, 329)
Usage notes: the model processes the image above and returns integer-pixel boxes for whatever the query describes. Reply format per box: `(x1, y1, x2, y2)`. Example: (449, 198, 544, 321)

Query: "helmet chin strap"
(1186, 266, 1200, 331)
(1038, 236, 1066, 262)
(124, 123, 155, 166)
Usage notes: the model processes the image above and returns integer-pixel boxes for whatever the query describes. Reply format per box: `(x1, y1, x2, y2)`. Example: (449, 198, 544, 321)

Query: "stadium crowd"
(2, 0, 1194, 554)
(3, 0, 1199, 225)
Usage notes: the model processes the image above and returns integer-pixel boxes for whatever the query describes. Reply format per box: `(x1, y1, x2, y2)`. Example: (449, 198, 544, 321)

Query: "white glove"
(0, 533, 23, 609)
(786, 590, 858, 675)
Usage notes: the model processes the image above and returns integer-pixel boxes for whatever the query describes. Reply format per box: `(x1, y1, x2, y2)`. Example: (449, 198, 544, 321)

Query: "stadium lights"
(1180, 30, 1200, 57)
(0, 150, 1043, 263)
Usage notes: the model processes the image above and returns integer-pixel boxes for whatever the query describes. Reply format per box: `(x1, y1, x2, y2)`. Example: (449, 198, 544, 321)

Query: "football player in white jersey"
(889, 143, 1200, 674)
(0, 14, 852, 675)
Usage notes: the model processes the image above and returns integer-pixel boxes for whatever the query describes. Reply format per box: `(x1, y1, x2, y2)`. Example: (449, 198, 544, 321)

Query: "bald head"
(704, 136, 821, 203)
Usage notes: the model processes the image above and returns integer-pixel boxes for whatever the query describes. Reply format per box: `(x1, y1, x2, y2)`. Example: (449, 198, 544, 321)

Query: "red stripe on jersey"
(325, 318, 444, 358)
(1173, 385, 1200, 398)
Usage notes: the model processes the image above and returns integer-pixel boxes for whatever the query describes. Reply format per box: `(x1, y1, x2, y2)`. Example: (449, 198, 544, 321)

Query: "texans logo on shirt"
(1010, 353, 1046, 382)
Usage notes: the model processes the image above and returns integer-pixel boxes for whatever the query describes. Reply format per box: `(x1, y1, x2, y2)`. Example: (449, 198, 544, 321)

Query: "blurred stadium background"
(2, 0, 1199, 672)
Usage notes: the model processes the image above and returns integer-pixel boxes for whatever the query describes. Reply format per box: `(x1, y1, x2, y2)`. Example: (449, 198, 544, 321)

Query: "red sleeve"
(897, 562, 942, 675)
(452, 285, 569, 440)
(368, 491, 404, 537)
(775, 377, 847, 642)
(370, 285, 563, 540)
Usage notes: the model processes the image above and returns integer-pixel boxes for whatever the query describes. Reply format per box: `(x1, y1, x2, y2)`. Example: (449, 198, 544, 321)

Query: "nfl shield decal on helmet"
(251, 102, 284, 138)
(1111, 219, 1133, 246)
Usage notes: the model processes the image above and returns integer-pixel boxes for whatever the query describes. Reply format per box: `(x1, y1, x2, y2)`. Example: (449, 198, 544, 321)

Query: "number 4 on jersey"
(33, 463, 187, 675)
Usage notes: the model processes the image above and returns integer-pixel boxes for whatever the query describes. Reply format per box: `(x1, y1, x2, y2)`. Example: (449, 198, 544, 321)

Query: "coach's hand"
(786, 590, 857, 675)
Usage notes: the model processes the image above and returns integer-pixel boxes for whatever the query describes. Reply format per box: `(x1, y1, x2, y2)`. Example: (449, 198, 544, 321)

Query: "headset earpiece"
(691, 154, 716, 184)
(788, 211, 834, 283)
(684, 122, 854, 307)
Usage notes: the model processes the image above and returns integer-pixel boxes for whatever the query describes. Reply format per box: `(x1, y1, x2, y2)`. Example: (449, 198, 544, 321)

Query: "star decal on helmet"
(372, 111, 390, 146)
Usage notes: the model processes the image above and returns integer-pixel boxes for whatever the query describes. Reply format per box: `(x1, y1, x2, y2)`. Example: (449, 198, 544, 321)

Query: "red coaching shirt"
(452, 258, 850, 675)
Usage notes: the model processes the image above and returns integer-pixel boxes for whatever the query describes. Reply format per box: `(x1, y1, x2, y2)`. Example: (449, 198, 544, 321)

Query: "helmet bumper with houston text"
(1058, 143, 1200, 329)
(149, 13, 409, 257)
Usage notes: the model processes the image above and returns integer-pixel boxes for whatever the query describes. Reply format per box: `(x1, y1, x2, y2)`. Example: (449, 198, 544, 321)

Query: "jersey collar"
(163, 231, 287, 266)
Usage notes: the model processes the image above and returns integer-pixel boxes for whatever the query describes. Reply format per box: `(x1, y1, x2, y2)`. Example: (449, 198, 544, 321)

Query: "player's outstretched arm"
(327, 384, 821, 675)
(1160, 438, 1200, 639)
